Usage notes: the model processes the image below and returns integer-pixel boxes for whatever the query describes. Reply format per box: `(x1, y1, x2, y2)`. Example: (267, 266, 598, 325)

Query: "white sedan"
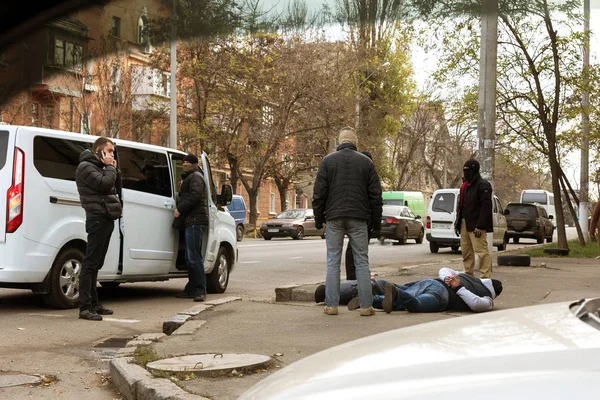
(239, 298, 600, 399)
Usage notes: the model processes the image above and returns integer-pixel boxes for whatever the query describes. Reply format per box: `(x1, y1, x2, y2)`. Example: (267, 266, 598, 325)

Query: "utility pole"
(580, 0, 590, 240)
(477, 0, 498, 188)
(169, 0, 177, 150)
(477, 0, 498, 259)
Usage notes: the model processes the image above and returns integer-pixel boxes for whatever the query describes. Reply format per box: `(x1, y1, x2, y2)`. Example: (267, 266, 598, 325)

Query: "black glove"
(316, 222, 324, 230)
(473, 228, 484, 238)
(455, 225, 460, 237)
(370, 224, 381, 239)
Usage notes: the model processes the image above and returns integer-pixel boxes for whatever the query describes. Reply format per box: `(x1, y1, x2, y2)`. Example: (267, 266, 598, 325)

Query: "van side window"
(118, 146, 171, 197)
(33, 136, 92, 180)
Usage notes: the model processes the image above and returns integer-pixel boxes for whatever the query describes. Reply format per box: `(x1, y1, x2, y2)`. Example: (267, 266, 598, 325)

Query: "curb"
(109, 296, 241, 400)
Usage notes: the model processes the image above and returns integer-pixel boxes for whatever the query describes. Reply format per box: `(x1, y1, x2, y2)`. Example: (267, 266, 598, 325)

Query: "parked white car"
(0, 125, 238, 308)
(240, 297, 600, 400)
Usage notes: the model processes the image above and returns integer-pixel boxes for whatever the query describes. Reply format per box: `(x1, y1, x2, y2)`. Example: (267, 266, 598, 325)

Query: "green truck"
(382, 191, 426, 219)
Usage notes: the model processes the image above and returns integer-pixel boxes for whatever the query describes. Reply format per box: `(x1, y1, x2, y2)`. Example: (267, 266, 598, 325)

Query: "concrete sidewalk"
(110, 255, 600, 400)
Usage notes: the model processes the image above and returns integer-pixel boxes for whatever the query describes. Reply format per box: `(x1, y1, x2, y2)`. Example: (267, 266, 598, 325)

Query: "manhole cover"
(147, 353, 271, 375)
(0, 374, 42, 388)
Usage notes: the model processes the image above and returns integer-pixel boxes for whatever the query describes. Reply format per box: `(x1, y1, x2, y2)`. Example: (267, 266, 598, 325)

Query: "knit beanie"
(338, 127, 358, 146)
(183, 154, 199, 164)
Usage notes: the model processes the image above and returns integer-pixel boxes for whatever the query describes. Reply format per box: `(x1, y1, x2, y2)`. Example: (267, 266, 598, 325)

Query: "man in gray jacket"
(75, 137, 122, 321)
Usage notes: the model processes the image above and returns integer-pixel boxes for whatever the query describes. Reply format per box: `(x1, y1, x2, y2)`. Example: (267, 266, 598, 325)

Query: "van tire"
(497, 234, 508, 251)
(42, 248, 84, 309)
(497, 254, 531, 267)
(451, 245, 459, 252)
(429, 242, 439, 253)
(236, 225, 244, 242)
(207, 246, 230, 294)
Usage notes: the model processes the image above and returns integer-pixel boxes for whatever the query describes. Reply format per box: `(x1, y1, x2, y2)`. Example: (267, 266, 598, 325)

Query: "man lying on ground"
(343, 268, 502, 314)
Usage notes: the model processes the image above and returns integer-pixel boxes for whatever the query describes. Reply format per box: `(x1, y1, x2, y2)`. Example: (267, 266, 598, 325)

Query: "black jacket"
(312, 143, 383, 230)
(75, 149, 122, 220)
(177, 168, 208, 226)
(455, 174, 493, 232)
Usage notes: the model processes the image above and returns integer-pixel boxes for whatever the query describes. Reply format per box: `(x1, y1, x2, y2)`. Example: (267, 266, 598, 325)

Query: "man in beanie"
(312, 126, 383, 316)
(455, 158, 494, 278)
(174, 153, 209, 302)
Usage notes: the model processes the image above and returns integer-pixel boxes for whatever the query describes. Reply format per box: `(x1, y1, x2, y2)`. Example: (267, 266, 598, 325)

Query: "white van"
(520, 189, 557, 227)
(426, 188, 508, 253)
(0, 125, 238, 309)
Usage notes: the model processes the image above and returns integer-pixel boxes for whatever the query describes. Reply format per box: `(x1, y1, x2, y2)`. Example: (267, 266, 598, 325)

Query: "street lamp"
(354, 61, 390, 129)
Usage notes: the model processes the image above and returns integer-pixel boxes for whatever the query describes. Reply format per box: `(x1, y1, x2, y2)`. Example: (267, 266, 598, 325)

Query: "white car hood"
(240, 300, 600, 400)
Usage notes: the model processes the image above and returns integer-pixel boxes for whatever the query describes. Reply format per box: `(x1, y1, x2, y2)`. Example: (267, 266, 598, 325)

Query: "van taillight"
(426, 215, 431, 229)
(7, 147, 24, 233)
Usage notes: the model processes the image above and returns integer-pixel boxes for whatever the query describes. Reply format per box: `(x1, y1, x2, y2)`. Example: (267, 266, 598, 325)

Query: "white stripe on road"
(289, 257, 304, 260)
(25, 313, 67, 318)
(102, 318, 140, 324)
(241, 261, 260, 264)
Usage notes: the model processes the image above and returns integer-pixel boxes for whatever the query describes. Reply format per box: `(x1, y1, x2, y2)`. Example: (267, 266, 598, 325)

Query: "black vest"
(437, 274, 492, 311)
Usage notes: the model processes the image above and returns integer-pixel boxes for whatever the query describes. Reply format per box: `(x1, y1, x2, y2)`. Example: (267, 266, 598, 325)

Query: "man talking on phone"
(75, 137, 122, 321)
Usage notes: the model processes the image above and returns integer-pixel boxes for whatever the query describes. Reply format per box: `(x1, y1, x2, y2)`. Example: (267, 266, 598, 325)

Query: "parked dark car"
(378, 205, 424, 245)
(504, 202, 554, 244)
(226, 195, 247, 241)
(260, 209, 325, 240)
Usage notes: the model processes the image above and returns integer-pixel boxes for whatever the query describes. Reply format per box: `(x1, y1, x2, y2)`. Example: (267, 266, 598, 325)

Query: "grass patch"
(132, 346, 161, 368)
(524, 239, 600, 258)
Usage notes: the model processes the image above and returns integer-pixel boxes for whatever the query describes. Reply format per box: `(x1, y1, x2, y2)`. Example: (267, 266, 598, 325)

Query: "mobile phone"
(96, 149, 104, 159)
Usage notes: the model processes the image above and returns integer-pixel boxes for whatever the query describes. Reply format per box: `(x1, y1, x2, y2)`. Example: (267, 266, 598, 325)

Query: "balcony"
(130, 65, 170, 112)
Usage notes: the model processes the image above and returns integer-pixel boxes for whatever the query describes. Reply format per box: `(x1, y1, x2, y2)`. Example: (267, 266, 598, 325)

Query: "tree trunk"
(560, 174, 585, 246)
(227, 154, 239, 194)
(547, 141, 568, 250)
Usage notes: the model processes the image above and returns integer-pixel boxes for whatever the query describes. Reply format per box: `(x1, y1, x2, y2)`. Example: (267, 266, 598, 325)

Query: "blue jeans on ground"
(184, 224, 207, 296)
(325, 218, 372, 309)
(373, 279, 449, 312)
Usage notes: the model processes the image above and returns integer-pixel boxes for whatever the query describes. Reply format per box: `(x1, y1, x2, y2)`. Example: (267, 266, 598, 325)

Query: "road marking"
(240, 261, 260, 264)
(289, 257, 304, 260)
(102, 318, 140, 324)
(25, 313, 67, 318)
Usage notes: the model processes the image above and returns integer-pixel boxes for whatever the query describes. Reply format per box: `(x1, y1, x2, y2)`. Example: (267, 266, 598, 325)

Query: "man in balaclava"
(454, 159, 494, 278)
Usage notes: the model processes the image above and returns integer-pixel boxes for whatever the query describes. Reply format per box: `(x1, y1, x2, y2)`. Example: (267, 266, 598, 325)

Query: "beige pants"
(460, 219, 492, 278)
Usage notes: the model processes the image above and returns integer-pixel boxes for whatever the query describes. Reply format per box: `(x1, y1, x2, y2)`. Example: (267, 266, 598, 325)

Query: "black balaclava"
(463, 159, 480, 183)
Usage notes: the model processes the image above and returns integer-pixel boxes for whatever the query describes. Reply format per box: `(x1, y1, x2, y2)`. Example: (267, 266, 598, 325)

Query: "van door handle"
(164, 200, 175, 210)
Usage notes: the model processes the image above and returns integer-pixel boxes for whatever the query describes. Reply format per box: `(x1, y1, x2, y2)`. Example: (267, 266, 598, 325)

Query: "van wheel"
(207, 246, 230, 294)
(236, 225, 244, 242)
(497, 234, 508, 251)
(416, 229, 424, 244)
(451, 245, 459, 252)
(513, 237, 520, 244)
(430, 242, 439, 253)
(547, 228, 554, 243)
(42, 248, 83, 309)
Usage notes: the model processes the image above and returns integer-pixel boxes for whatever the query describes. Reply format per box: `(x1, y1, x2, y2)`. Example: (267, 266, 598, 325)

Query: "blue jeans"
(373, 279, 449, 312)
(325, 218, 372, 309)
(184, 224, 207, 296)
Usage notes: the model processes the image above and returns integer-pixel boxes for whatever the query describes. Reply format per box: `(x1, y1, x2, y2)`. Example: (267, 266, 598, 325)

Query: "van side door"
(118, 145, 177, 275)
(200, 154, 219, 267)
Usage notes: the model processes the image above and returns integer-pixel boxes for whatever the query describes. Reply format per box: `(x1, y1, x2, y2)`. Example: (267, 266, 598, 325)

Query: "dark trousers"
(80, 217, 114, 311)
(345, 243, 356, 280)
(184, 224, 207, 296)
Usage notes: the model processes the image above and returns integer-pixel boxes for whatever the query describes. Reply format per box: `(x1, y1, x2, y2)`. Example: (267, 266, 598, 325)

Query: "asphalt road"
(0, 227, 576, 398)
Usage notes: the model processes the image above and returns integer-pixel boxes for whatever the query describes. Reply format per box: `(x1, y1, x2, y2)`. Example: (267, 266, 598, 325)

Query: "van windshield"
(0, 130, 8, 171)
(522, 192, 548, 204)
(432, 193, 455, 213)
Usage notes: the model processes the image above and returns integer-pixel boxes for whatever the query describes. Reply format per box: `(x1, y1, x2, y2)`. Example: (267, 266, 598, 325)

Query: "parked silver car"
(260, 209, 326, 240)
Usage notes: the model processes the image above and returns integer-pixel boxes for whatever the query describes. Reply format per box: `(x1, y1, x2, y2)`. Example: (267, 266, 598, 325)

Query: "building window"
(138, 15, 151, 53)
(81, 112, 91, 134)
(31, 103, 39, 125)
(270, 193, 276, 214)
(111, 16, 121, 37)
(54, 39, 83, 70)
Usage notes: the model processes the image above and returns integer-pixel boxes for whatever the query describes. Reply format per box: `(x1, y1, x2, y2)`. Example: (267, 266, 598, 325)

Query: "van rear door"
(0, 128, 15, 243)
